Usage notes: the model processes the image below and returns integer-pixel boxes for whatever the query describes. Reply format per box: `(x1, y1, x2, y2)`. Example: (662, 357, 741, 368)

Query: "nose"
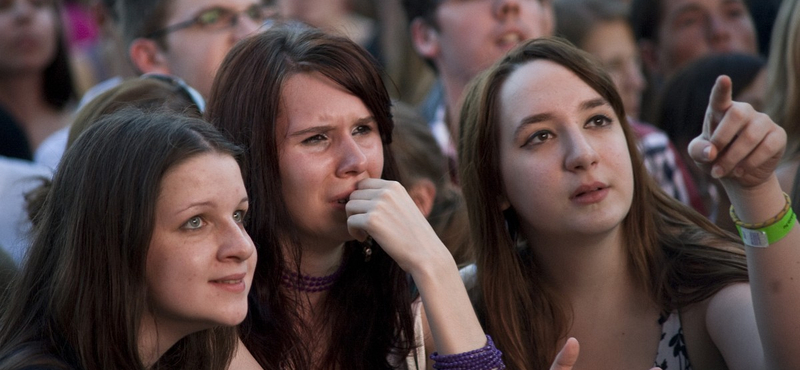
(624, 59, 646, 93)
(335, 136, 369, 177)
(707, 14, 732, 51)
(217, 219, 256, 262)
(493, 0, 521, 18)
(564, 129, 600, 172)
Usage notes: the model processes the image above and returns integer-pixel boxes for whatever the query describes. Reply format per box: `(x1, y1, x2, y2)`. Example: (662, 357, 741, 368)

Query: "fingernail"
(703, 146, 712, 161)
(711, 165, 724, 179)
(734, 167, 744, 177)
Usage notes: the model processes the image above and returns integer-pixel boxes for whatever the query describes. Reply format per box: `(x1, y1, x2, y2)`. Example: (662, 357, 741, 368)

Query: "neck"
(294, 241, 346, 277)
(524, 225, 637, 301)
(137, 313, 186, 369)
(0, 72, 66, 150)
(0, 72, 49, 120)
(439, 73, 470, 143)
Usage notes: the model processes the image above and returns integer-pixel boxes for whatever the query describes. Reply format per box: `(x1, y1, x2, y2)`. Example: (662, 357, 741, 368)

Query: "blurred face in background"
(654, 0, 756, 77)
(0, 0, 58, 75)
(582, 19, 646, 120)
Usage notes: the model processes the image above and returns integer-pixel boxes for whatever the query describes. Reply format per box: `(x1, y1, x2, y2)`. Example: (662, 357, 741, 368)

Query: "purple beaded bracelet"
(430, 335, 505, 370)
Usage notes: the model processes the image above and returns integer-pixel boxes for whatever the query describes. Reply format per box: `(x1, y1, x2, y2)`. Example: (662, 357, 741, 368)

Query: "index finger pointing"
(704, 75, 733, 139)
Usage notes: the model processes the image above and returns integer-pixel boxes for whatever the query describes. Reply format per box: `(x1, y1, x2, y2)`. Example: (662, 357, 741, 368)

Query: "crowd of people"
(1, 0, 799, 369)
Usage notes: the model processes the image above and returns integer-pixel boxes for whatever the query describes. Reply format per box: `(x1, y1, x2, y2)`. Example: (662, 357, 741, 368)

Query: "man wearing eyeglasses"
(119, 0, 276, 98)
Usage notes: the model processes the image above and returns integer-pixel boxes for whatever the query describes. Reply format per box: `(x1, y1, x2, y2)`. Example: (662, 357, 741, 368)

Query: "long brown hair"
(458, 37, 748, 370)
(0, 108, 240, 370)
(206, 23, 415, 370)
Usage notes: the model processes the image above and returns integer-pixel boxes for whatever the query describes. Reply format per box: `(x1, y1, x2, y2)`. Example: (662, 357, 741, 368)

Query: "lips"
(210, 273, 246, 284)
(570, 182, 608, 199)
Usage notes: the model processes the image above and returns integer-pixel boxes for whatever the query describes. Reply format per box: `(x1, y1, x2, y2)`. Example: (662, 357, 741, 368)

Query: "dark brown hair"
(458, 37, 748, 370)
(206, 23, 415, 370)
(0, 108, 241, 370)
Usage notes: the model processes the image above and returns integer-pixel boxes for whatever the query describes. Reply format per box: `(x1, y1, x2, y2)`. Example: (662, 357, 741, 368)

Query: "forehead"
(499, 59, 604, 120)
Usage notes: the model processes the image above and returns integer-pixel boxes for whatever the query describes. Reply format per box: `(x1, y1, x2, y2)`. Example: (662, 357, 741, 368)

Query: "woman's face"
(146, 152, 256, 334)
(497, 59, 634, 241)
(0, 0, 58, 74)
(277, 72, 384, 248)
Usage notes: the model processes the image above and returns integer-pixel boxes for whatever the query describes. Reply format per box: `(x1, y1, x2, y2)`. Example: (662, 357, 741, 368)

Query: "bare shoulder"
(681, 283, 764, 370)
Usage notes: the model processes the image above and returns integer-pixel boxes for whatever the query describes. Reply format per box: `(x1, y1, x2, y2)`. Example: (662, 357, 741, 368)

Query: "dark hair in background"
(26, 77, 202, 226)
(44, 1, 77, 109)
(206, 23, 415, 370)
(0, 108, 241, 370)
(391, 102, 473, 267)
(655, 53, 765, 150)
(458, 37, 748, 370)
(629, 0, 660, 43)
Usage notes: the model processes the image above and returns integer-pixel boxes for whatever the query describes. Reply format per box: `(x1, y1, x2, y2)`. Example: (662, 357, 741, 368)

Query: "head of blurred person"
(0, 0, 76, 109)
(403, 0, 554, 112)
(630, 0, 758, 79)
(391, 102, 473, 267)
(118, 0, 276, 97)
(555, 0, 646, 119)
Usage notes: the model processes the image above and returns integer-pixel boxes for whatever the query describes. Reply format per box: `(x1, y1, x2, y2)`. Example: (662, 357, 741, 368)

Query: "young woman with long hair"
(0, 108, 255, 369)
(206, 23, 517, 370)
(459, 37, 800, 370)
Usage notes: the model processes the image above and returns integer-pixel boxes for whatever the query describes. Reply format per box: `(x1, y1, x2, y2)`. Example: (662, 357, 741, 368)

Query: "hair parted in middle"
(458, 37, 748, 370)
(205, 22, 415, 370)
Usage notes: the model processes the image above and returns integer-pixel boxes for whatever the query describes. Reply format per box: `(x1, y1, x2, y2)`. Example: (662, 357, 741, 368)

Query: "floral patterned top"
(654, 311, 692, 370)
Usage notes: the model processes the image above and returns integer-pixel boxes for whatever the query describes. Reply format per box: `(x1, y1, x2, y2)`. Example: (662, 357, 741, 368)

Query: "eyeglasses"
(145, 4, 278, 39)
(140, 73, 207, 113)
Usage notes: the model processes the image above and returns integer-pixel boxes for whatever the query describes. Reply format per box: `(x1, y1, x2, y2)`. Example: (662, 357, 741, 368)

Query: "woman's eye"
(302, 134, 327, 144)
(586, 115, 612, 128)
(523, 131, 552, 147)
(353, 125, 373, 135)
(233, 210, 246, 224)
(183, 216, 204, 230)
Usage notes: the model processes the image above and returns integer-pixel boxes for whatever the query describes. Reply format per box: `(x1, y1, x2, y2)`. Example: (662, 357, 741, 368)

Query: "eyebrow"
(512, 98, 609, 139)
(174, 197, 249, 216)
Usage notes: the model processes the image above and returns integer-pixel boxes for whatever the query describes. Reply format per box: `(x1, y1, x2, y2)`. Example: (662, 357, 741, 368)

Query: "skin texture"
(0, 0, 57, 75)
(276, 71, 385, 252)
(151, 0, 264, 97)
(649, 0, 757, 77)
(142, 152, 255, 364)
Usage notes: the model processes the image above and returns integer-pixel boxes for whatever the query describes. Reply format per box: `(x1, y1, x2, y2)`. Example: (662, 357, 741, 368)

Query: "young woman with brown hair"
(459, 37, 800, 370)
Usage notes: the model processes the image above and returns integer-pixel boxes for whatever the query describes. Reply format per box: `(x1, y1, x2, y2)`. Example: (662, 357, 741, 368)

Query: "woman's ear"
(128, 38, 171, 75)
(408, 179, 437, 217)
(410, 18, 440, 61)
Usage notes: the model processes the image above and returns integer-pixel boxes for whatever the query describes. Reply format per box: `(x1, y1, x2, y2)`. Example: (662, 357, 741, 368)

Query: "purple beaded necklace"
(281, 263, 344, 293)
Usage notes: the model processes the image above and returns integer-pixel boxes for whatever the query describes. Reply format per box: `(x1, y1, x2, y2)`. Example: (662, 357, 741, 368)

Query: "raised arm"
(688, 75, 800, 370)
(346, 179, 491, 359)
